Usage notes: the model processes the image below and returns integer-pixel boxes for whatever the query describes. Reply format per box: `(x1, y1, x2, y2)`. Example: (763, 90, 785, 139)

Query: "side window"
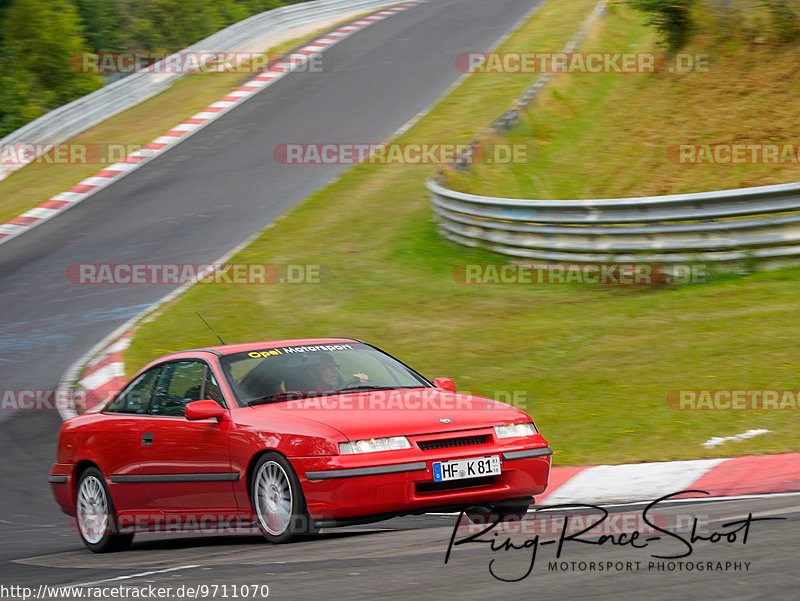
(202, 370, 226, 407)
(151, 361, 205, 417)
(105, 367, 161, 414)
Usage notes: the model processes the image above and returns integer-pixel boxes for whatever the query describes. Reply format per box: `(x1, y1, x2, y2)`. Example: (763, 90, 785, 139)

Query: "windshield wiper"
(246, 393, 284, 407)
(247, 389, 344, 406)
(337, 385, 424, 392)
(248, 386, 426, 405)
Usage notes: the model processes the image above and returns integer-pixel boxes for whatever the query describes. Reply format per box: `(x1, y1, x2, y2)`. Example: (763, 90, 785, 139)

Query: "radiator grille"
(417, 434, 488, 451)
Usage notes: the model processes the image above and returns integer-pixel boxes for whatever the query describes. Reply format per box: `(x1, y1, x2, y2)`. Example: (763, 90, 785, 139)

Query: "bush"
(760, 0, 800, 42)
(627, 0, 697, 49)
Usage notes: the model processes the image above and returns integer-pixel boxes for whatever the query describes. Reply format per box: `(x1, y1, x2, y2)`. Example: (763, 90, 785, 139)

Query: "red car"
(50, 338, 552, 552)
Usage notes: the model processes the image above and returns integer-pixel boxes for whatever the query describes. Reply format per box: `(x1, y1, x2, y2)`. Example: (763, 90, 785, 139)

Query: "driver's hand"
(352, 373, 369, 382)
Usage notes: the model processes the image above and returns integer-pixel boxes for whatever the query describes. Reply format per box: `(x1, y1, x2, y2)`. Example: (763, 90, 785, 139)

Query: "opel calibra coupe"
(50, 339, 552, 552)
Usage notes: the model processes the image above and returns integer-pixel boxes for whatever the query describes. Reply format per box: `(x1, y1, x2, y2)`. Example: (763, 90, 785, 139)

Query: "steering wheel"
(341, 376, 368, 389)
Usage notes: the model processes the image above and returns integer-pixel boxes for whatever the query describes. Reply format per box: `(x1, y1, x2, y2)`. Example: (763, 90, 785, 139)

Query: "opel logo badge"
(439, 418, 451, 424)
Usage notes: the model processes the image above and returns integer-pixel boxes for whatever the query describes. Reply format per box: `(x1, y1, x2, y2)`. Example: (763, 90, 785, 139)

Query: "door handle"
(142, 432, 153, 446)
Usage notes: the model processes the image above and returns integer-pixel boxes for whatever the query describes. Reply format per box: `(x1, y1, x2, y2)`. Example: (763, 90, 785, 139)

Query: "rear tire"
(75, 467, 134, 553)
(251, 453, 317, 543)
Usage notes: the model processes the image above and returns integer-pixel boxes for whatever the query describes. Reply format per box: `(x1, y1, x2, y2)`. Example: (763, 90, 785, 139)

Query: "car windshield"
(219, 342, 432, 405)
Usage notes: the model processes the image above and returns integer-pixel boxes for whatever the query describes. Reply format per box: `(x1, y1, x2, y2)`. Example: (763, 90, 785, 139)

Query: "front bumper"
(295, 443, 552, 520)
(49, 463, 75, 516)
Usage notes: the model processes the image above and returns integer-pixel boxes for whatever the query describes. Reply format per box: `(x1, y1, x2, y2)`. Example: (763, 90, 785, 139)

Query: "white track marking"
(702, 429, 771, 448)
(69, 564, 202, 588)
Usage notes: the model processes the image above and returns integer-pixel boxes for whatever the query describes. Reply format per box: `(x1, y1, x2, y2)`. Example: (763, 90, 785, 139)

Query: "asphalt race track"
(4, 496, 800, 600)
(0, 0, 797, 598)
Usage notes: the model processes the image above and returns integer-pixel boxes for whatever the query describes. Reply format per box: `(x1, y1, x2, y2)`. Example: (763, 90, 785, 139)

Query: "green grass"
(446, 1, 800, 199)
(125, 0, 799, 466)
(0, 12, 370, 226)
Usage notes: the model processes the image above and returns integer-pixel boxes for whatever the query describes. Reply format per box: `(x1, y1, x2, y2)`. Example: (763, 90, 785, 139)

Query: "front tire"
(75, 467, 133, 553)
(251, 453, 317, 543)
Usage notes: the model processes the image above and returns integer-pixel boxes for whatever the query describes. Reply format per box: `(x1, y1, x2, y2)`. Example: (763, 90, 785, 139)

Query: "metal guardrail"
(427, 178, 800, 263)
(428, 0, 800, 266)
(0, 0, 400, 180)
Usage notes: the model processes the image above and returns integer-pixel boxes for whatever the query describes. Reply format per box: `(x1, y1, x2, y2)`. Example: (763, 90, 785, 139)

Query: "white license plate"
(432, 455, 501, 482)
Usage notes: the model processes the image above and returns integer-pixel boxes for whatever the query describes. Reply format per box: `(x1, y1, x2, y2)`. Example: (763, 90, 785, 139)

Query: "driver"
(308, 353, 340, 390)
(307, 353, 368, 391)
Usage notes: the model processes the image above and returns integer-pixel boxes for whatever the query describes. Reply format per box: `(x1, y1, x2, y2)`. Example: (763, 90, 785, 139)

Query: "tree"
(0, 0, 312, 138)
(3, 0, 102, 105)
(73, 0, 124, 53)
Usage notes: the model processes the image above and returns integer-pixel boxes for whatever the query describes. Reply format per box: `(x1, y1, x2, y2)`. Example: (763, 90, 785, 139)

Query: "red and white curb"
(70, 332, 133, 416)
(0, 1, 425, 247)
(539, 452, 800, 506)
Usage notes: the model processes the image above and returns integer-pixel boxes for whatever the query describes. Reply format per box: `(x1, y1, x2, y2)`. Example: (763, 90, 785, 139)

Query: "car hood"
(260, 388, 531, 440)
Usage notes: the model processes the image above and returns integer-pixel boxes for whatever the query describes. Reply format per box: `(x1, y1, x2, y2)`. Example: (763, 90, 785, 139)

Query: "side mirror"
(433, 377, 457, 393)
(185, 400, 228, 421)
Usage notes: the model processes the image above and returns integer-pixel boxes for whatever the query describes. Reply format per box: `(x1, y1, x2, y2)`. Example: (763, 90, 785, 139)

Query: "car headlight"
(494, 422, 537, 439)
(339, 436, 411, 454)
